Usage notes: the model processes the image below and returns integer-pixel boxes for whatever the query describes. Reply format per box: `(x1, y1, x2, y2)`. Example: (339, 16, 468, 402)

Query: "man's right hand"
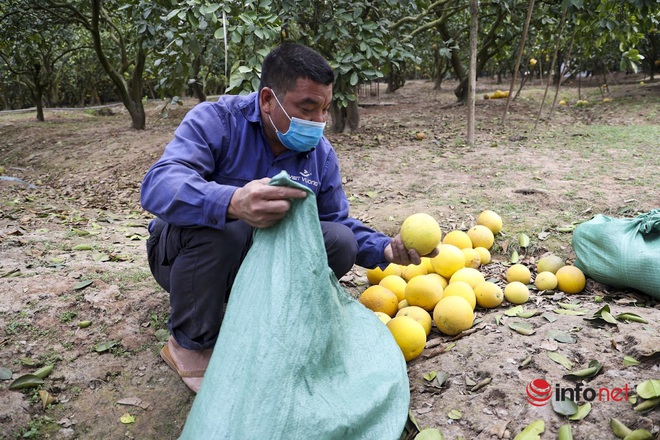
(227, 178, 307, 228)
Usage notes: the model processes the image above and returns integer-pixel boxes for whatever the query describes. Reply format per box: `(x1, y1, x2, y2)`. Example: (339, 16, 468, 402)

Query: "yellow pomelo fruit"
(421, 257, 435, 274)
(401, 263, 428, 282)
(441, 281, 476, 309)
(359, 285, 399, 317)
(374, 311, 391, 324)
(506, 263, 531, 284)
(398, 299, 409, 310)
(467, 225, 495, 250)
(405, 274, 444, 312)
(433, 296, 475, 336)
(504, 281, 530, 304)
(397, 306, 433, 335)
(442, 230, 473, 250)
(387, 316, 427, 362)
(476, 210, 503, 234)
(430, 244, 466, 278)
(462, 248, 481, 269)
(426, 273, 448, 290)
(474, 247, 491, 265)
(366, 263, 401, 285)
(555, 265, 586, 294)
(449, 267, 485, 289)
(537, 255, 565, 274)
(474, 281, 504, 308)
(534, 271, 558, 291)
(400, 213, 442, 255)
(379, 275, 407, 302)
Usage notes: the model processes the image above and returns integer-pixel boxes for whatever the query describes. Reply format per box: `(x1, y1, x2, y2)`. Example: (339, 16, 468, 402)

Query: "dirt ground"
(0, 77, 659, 439)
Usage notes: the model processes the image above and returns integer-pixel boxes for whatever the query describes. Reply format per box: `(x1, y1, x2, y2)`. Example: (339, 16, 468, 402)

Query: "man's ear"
(259, 87, 274, 114)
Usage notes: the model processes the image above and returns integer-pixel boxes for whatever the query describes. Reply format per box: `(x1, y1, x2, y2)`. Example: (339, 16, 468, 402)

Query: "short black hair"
(259, 43, 334, 95)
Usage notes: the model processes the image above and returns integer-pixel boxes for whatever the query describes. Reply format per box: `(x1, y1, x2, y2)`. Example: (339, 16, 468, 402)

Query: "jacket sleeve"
(316, 148, 391, 269)
(140, 102, 236, 229)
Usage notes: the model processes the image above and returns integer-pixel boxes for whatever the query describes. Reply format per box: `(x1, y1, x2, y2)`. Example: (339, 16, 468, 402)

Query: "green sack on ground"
(179, 171, 410, 440)
(572, 209, 660, 299)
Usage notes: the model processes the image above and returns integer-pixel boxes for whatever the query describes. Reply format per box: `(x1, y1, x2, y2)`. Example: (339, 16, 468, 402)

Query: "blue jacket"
(140, 92, 390, 269)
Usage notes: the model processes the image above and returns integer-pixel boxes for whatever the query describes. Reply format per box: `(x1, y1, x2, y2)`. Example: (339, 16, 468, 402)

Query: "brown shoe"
(160, 336, 212, 393)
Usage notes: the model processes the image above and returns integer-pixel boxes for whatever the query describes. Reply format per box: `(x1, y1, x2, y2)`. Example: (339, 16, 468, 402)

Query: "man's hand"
(384, 234, 439, 266)
(227, 178, 307, 228)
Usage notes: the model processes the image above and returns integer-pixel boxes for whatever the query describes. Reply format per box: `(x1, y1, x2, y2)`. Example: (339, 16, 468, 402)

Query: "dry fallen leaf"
(39, 390, 56, 410)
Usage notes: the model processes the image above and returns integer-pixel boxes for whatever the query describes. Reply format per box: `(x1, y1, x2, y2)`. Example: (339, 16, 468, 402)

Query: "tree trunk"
(32, 64, 45, 122)
(534, 6, 567, 129)
(90, 0, 146, 129)
(34, 85, 45, 122)
(329, 83, 359, 133)
(647, 31, 658, 81)
(467, 0, 478, 146)
(442, 7, 508, 103)
(329, 97, 359, 134)
(0, 85, 8, 110)
(385, 61, 406, 94)
(433, 49, 445, 90)
(438, 21, 467, 101)
(502, 0, 535, 125)
(91, 87, 100, 105)
(191, 50, 207, 103)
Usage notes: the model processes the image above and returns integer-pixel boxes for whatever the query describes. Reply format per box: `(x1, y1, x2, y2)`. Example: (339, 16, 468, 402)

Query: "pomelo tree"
(33, 0, 179, 129)
(163, 0, 419, 133)
(0, 0, 86, 120)
(2, 0, 657, 131)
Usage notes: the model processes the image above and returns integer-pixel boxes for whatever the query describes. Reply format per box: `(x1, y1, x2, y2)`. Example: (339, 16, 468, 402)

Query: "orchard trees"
(0, 1, 87, 119)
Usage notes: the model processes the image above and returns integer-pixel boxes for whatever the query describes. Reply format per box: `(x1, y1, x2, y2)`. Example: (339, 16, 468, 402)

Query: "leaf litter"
(1, 78, 659, 439)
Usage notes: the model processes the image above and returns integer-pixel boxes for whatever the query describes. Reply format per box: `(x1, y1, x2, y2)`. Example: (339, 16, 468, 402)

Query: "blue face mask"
(268, 91, 326, 152)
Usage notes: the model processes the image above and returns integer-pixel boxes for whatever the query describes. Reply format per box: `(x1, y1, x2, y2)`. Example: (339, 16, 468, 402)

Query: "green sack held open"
(179, 171, 410, 440)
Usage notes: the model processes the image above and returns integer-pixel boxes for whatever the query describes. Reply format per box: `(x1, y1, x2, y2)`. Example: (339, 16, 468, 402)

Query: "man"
(141, 43, 425, 393)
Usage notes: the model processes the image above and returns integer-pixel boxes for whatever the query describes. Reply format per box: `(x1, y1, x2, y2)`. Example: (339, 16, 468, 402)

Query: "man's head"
(259, 43, 334, 95)
(259, 43, 334, 156)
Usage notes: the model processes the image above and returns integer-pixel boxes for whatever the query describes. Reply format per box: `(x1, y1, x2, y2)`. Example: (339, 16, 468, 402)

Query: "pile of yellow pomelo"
(359, 210, 587, 362)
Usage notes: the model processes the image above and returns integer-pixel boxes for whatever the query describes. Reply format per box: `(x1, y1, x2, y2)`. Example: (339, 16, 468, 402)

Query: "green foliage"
(1, 0, 657, 124)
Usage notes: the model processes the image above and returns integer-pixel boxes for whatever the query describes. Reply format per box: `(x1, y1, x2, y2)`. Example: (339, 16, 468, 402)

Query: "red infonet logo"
(526, 378, 631, 406)
(526, 379, 553, 406)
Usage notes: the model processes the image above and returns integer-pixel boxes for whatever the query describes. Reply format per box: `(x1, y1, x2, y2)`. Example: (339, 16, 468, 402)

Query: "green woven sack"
(179, 171, 410, 440)
(572, 209, 660, 299)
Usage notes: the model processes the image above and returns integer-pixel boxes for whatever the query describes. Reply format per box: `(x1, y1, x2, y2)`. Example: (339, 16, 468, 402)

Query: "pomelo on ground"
(474, 247, 491, 265)
(405, 274, 444, 312)
(462, 248, 481, 269)
(506, 264, 531, 284)
(379, 275, 407, 302)
(449, 267, 485, 289)
(476, 210, 503, 234)
(396, 306, 433, 335)
(433, 296, 474, 336)
(366, 263, 401, 285)
(534, 271, 558, 291)
(504, 281, 530, 304)
(401, 263, 428, 282)
(442, 230, 473, 250)
(430, 244, 466, 279)
(441, 281, 476, 309)
(556, 265, 586, 294)
(474, 281, 503, 308)
(467, 224, 495, 249)
(387, 316, 427, 361)
(537, 255, 565, 274)
(359, 285, 399, 317)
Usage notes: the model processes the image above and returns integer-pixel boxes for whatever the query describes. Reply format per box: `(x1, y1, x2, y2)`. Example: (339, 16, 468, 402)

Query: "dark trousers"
(146, 218, 358, 350)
